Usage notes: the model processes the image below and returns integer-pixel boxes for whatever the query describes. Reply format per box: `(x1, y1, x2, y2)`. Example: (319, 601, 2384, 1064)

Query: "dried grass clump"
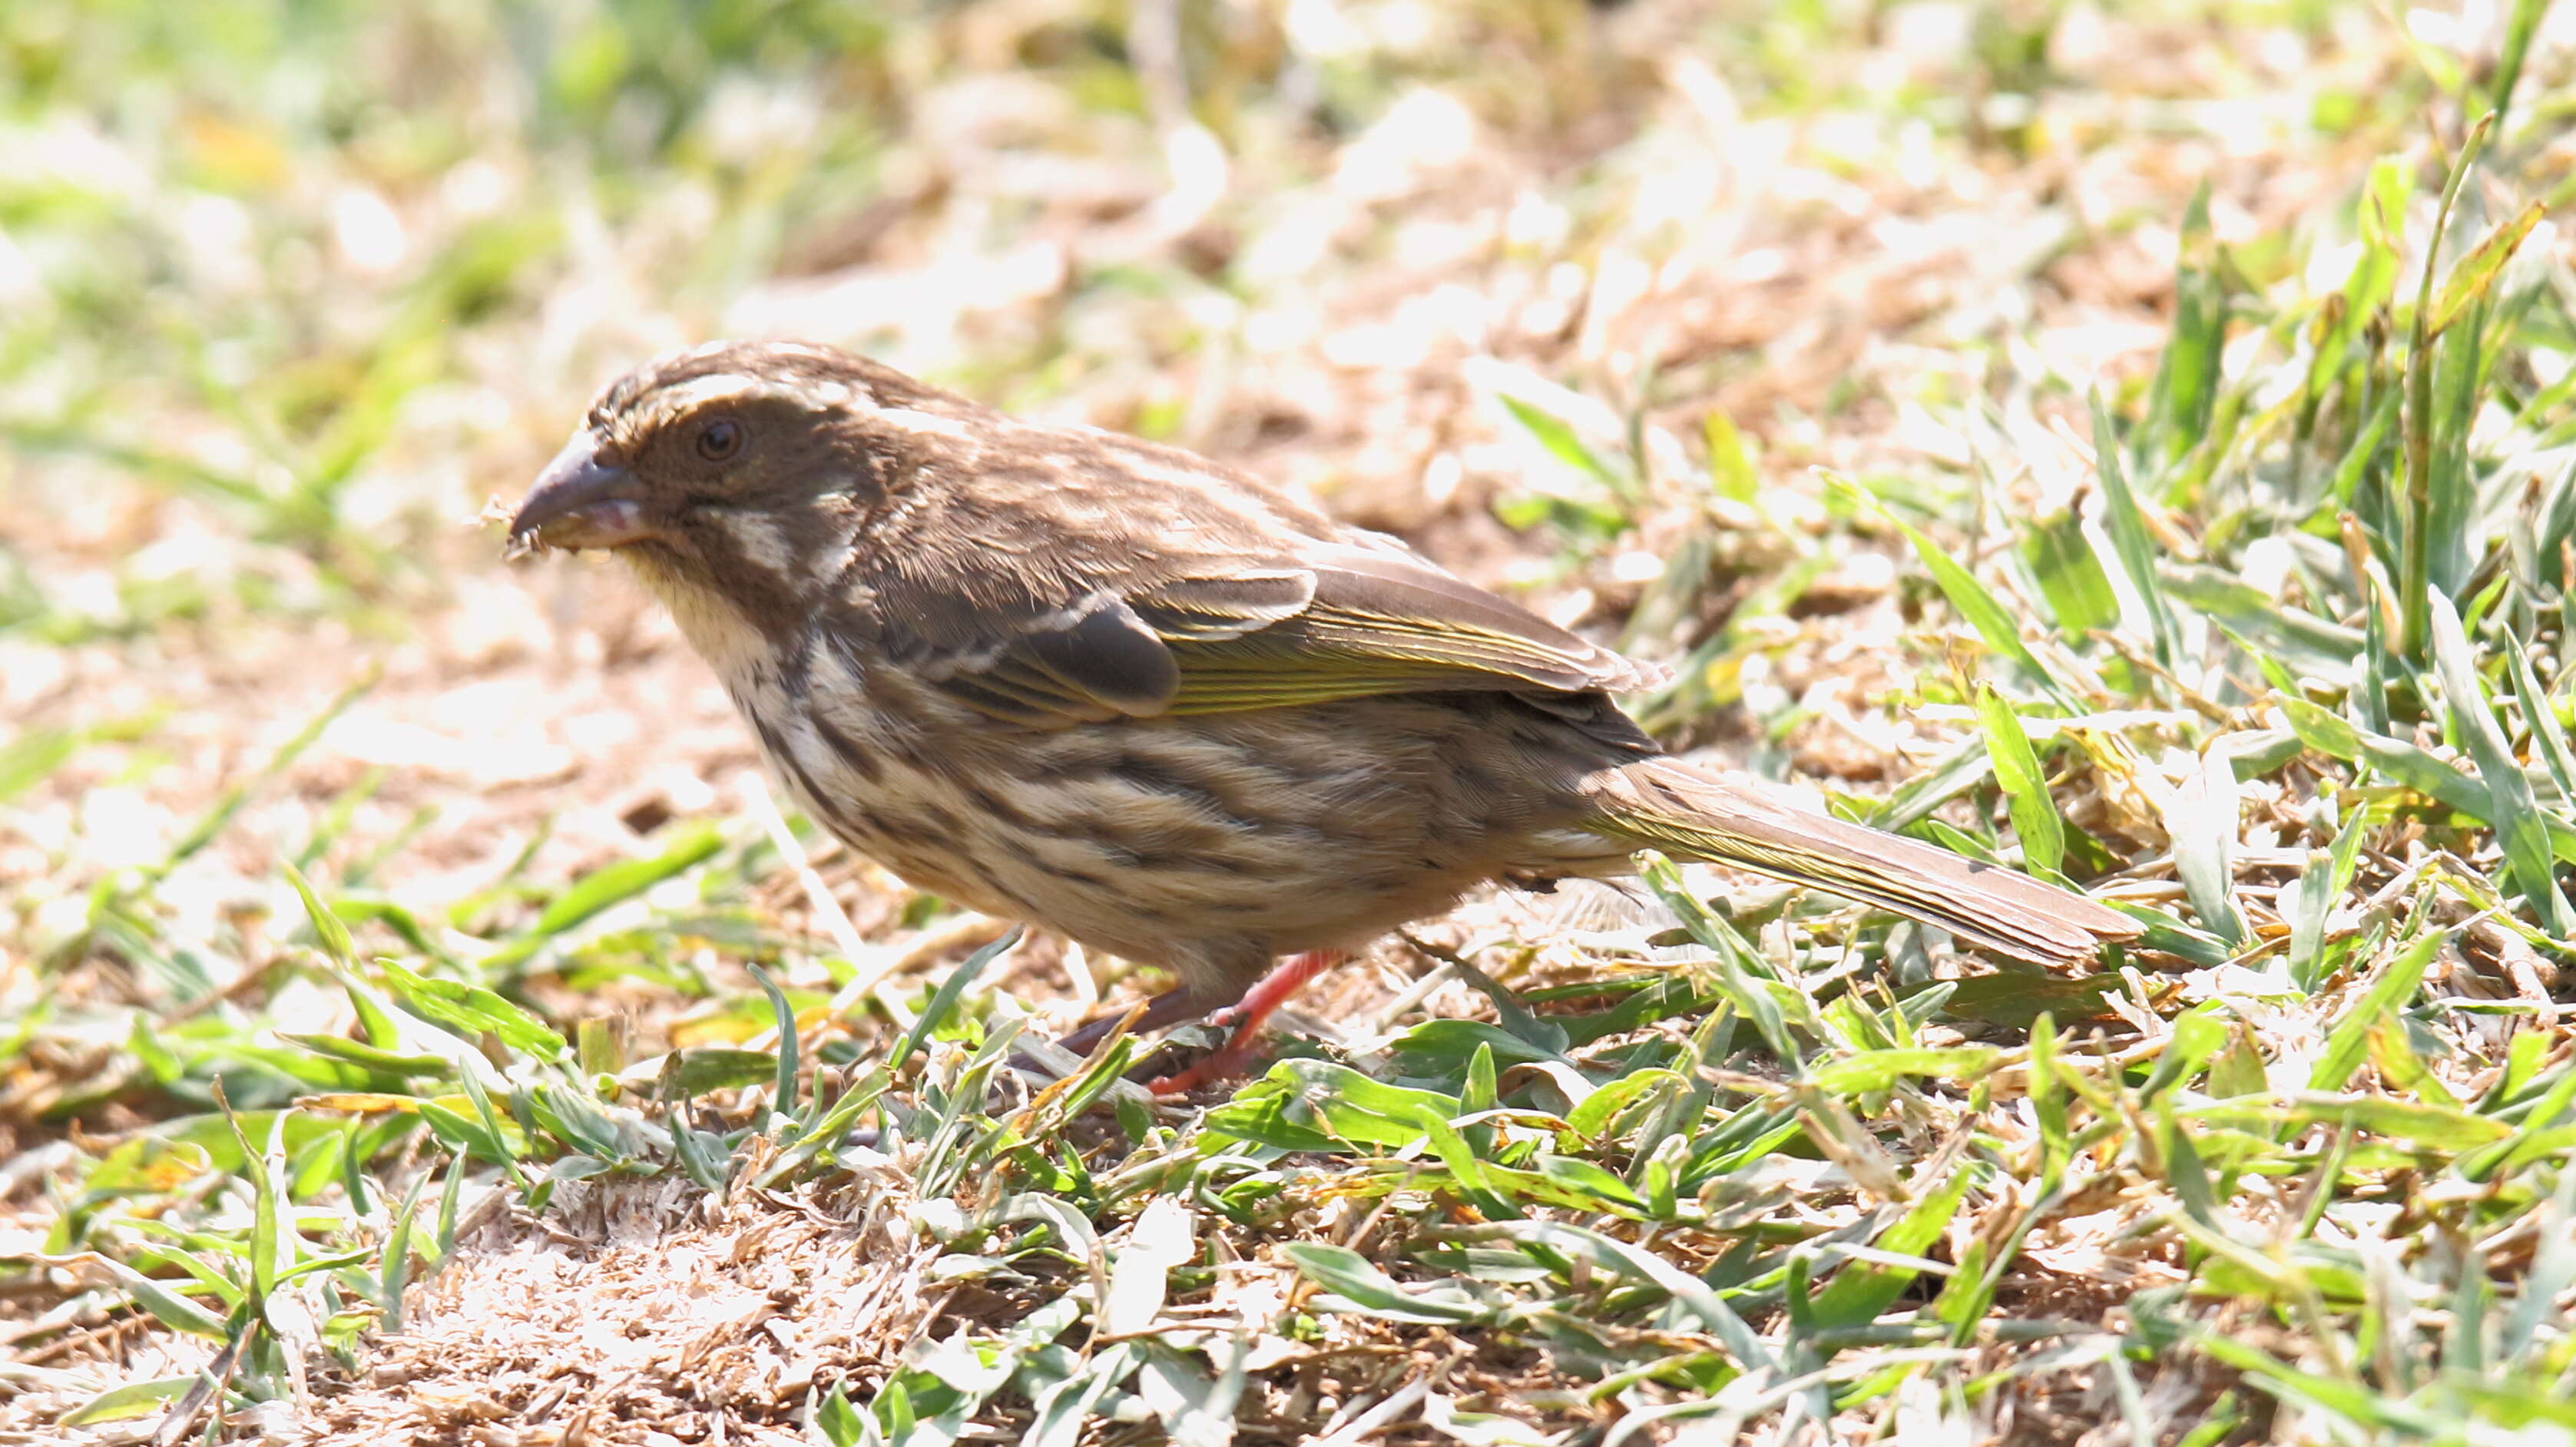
(300, 1171, 935, 1447)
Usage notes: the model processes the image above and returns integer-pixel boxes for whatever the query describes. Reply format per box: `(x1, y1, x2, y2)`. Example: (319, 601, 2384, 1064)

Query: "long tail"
(1580, 757, 2139, 966)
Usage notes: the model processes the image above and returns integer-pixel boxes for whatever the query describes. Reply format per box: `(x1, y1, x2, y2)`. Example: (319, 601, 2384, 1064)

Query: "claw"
(1142, 947, 1346, 1096)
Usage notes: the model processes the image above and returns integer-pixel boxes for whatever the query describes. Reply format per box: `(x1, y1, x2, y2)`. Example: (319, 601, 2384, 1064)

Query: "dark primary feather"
(931, 548, 1661, 729)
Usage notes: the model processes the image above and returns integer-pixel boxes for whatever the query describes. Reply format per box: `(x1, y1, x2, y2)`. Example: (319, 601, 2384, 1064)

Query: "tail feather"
(1582, 758, 2138, 966)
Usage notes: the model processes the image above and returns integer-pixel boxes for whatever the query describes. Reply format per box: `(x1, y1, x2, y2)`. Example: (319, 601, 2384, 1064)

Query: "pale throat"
(622, 549, 779, 694)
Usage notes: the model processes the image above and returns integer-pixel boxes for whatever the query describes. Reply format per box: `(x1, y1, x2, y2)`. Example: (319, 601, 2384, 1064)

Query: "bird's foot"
(1147, 948, 1345, 1095)
(1144, 1036, 1268, 1095)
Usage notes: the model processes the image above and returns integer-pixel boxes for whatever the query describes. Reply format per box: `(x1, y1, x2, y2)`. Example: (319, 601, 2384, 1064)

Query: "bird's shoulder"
(826, 406, 1660, 724)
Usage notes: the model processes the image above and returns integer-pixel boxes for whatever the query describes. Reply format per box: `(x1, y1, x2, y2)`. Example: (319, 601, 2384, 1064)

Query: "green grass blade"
(2430, 200, 2544, 336)
(483, 820, 726, 970)
(280, 859, 356, 967)
(1825, 472, 2077, 707)
(891, 926, 1022, 1072)
(2398, 111, 2495, 658)
(2286, 806, 2369, 995)
(2490, 0, 2550, 132)
(2021, 505, 2121, 647)
(1975, 684, 2065, 876)
(1637, 854, 1801, 1063)
(377, 959, 568, 1065)
(2429, 591, 2574, 935)
(2169, 747, 2247, 947)
(2088, 392, 2181, 671)
(58, 1376, 198, 1427)
(0, 726, 81, 806)
(2309, 925, 2445, 1093)
(2143, 184, 2225, 475)
(747, 963, 802, 1126)
(2505, 627, 2576, 801)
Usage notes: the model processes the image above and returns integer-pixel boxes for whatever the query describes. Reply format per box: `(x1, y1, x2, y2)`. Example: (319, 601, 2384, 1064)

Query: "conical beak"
(506, 435, 653, 556)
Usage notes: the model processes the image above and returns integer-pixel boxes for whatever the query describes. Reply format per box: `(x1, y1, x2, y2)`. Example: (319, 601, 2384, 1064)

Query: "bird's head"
(505, 341, 970, 591)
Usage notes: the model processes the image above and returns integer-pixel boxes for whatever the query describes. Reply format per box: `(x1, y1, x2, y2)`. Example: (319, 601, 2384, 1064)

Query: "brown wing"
(872, 541, 1657, 730)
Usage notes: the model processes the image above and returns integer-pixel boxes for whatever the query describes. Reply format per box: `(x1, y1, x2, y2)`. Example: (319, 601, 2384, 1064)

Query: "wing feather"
(884, 541, 1656, 727)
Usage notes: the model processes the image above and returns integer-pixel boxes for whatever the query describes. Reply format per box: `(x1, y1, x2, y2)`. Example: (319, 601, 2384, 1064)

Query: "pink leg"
(1147, 949, 1347, 1095)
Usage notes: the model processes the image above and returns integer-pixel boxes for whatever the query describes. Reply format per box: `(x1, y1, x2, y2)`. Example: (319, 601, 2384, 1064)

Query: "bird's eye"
(695, 417, 745, 462)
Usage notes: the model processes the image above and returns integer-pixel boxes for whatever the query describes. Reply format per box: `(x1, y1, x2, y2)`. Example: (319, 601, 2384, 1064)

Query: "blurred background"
(9, 0, 2524, 920)
(6, 2, 2575, 1442)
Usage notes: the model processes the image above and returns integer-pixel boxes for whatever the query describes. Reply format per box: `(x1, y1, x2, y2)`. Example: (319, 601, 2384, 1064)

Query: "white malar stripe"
(632, 558, 773, 692)
(720, 512, 797, 574)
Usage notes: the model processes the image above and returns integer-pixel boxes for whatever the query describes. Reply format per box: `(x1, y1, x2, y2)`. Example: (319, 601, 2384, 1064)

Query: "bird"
(507, 341, 2139, 1090)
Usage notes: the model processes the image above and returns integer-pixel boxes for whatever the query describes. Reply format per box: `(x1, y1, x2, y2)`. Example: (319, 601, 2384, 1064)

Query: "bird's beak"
(506, 435, 654, 557)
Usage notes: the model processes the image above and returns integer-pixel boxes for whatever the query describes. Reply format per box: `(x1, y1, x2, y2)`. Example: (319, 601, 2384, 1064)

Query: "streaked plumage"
(509, 342, 2138, 1075)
